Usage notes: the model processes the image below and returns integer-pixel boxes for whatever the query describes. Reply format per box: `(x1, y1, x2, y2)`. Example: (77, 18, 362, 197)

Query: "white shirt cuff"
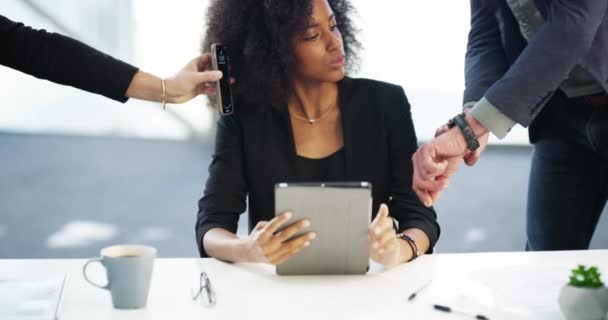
(470, 97, 516, 139)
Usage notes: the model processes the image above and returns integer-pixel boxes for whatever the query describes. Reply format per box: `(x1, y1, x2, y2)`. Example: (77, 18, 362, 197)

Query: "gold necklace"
(289, 104, 336, 125)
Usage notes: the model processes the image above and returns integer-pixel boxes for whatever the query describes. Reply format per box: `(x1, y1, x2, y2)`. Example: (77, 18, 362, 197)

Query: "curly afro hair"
(202, 0, 360, 110)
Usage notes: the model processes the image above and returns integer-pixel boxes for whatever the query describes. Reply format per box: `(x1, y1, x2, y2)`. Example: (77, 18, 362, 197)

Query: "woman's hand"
(369, 204, 403, 269)
(242, 212, 317, 265)
(164, 54, 223, 103)
(126, 54, 224, 104)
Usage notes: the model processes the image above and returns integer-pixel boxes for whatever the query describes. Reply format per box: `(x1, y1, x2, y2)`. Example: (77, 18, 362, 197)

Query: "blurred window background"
(1, 1, 605, 258)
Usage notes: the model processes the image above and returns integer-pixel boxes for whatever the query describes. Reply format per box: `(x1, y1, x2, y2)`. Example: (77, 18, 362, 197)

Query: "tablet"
(274, 182, 372, 275)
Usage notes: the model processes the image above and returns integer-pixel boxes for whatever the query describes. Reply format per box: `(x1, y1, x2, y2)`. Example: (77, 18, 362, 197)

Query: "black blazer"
(0, 15, 137, 102)
(196, 77, 440, 257)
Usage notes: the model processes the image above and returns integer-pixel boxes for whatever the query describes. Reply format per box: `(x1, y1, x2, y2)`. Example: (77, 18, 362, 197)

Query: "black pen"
(433, 304, 490, 320)
(407, 280, 432, 301)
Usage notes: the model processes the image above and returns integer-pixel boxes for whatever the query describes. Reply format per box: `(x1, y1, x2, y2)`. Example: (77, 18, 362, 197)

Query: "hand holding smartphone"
(211, 43, 234, 115)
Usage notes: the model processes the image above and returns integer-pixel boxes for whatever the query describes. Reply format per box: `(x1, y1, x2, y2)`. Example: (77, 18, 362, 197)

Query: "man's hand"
(435, 108, 490, 167)
(463, 130, 489, 166)
(412, 112, 489, 207)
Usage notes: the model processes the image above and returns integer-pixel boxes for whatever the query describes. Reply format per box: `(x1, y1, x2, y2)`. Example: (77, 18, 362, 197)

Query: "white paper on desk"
(414, 265, 569, 320)
(468, 264, 568, 319)
(0, 275, 67, 320)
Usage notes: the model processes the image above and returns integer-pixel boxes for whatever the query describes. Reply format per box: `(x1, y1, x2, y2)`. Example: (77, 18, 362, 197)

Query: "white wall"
(0, 0, 529, 144)
(353, 1, 528, 144)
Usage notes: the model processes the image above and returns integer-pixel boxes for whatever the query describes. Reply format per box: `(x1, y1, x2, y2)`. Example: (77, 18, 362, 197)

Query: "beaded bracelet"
(397, 233, 420, 262)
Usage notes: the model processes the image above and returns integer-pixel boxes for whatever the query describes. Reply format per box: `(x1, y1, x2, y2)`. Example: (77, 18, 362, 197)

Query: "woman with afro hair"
(196, 0, 440, 269)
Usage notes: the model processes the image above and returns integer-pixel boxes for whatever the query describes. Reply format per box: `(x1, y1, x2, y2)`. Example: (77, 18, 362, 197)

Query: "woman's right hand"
(243, 212, 316, 265)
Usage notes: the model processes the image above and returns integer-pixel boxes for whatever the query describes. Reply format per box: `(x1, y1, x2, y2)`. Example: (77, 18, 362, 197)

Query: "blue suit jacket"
(464, 0, 608, 127)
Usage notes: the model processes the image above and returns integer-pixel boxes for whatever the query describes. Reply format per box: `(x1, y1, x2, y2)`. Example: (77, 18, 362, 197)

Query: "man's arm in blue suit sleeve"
(464, 0, 518, 139)
(464, 0, 510, 106)
(482, 0, 607, 130)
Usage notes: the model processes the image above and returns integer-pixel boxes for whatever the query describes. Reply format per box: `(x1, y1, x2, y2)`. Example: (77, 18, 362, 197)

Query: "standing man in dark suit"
(412, 0, 608, 250)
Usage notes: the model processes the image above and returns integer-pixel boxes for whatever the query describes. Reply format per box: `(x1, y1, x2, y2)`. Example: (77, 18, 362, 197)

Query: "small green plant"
(569, 265, 604, 288)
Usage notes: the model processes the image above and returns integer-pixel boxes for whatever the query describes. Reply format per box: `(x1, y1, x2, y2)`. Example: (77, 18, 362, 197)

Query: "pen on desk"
(407, 280, 431, 301)
(433, 304, 490, 320)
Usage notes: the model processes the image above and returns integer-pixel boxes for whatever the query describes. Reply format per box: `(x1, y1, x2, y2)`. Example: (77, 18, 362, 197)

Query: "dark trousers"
(526, 92, 608, 251)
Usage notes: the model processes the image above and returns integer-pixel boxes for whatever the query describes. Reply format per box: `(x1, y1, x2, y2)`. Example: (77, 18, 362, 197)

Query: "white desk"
(1, 250, 606, 320)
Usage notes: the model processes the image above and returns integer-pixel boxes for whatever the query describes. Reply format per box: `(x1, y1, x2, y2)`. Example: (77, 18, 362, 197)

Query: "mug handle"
(83, 257, 109, 290)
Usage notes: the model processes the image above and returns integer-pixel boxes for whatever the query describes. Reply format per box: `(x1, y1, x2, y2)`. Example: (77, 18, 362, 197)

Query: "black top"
(294, 148, 346, 182)
(0, 15, 138, 102)
(196, 77, 440, 257)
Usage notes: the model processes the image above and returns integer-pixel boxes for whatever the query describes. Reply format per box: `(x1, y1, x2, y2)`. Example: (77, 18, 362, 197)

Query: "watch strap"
(450, 113, 480, 152)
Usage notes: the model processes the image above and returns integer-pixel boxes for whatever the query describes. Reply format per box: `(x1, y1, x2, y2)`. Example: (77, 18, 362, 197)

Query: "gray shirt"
(468, 0, 605, 138)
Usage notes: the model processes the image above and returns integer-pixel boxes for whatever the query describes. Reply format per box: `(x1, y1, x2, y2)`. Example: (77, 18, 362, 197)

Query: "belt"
(577, 94, 608, 106)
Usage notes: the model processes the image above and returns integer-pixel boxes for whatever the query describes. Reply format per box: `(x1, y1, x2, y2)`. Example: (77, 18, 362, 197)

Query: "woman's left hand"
(164, 54, 224, 103)
(369, 204, 402, 269)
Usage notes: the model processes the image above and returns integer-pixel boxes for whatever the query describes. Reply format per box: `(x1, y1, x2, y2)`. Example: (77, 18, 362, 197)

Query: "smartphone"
(211, 43, 234, 115)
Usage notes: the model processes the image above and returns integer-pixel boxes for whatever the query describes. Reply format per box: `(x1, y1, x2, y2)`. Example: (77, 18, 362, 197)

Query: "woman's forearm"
(399, 228, 431, 263)
(204, 226, 430, 265)
(202, 228, 251, 262)
(125, 70, 164, 102)
(125, 55, 223, 104)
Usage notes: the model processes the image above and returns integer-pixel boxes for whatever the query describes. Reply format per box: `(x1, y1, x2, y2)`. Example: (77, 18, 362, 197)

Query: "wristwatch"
(447, 113, 480, 152)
